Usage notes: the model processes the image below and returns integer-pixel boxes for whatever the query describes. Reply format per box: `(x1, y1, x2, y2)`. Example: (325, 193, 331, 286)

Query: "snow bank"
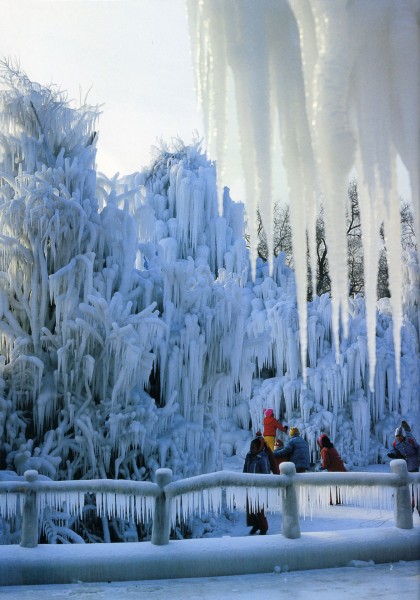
(0, 526, 418, 586)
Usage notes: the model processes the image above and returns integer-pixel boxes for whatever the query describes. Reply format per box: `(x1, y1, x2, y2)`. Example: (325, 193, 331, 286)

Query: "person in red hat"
(317, 434, 346, 472)
(263, 408, 288, 450)
(317, 433, 346, 505)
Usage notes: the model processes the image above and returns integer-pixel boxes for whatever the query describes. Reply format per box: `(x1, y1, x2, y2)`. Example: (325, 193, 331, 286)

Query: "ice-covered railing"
(164, 460, 418, 541)
(1, 460, 416, 547)
(0, 469, 160, 548)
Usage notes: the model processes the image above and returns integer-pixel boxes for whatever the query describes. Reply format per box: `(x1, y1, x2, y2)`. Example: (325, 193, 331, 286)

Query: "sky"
(0, 0, 203, 177)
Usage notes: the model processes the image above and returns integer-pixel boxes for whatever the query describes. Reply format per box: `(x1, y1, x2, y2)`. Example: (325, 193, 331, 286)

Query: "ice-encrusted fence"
(0, 460, 417, 547)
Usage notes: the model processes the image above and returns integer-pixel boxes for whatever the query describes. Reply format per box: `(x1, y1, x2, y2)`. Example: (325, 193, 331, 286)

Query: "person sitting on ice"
(273, 426, 310, 473)
(263, 408, 288, 450)
(388, 424, 419, 473)
(243, 435, 277, 534)
(317, 434, 346, 472)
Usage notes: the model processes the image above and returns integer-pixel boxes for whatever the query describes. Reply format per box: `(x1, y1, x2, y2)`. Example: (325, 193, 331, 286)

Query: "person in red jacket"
(263, 409, 288, 450)
(317, 434, 346, 472)
(317, 433, 346, 505)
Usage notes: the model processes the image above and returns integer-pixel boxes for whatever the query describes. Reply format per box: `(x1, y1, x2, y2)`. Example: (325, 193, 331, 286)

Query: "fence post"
(151, 468, 172, 545)
(279, 462, 301, 539)
(20, 470, 39, 548)
(390, 459, 413, 529)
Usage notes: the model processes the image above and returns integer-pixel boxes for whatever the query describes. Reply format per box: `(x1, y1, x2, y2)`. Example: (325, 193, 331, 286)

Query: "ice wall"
(108, 142, 419, 471)
(186, 0, 420, 391)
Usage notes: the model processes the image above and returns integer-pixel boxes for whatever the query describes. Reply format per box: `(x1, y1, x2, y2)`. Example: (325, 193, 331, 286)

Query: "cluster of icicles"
(0, 484, 403, 526)
(186, 0, 420, 390)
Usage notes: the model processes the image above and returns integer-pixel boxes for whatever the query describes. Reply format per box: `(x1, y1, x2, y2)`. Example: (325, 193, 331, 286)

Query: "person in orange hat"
(263, 408, 288, 450)
(273, 426, 310, 473)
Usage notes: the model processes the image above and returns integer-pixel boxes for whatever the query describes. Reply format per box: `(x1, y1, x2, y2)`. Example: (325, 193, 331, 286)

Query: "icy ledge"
(0, 526, 418, 586)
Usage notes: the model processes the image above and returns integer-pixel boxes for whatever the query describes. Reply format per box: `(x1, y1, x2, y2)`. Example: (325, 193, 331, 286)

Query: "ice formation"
(0, 63, 418, 543)
(1, 467, 409, 533)
(186, 0, 420, 389)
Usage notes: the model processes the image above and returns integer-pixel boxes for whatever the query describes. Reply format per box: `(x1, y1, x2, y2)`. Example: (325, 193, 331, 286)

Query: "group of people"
(243, 409, 419, 535)
(242, 408, 347, 534)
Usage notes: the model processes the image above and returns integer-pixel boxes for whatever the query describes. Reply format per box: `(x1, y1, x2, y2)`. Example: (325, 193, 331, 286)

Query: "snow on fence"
(0, 460, 417, 547)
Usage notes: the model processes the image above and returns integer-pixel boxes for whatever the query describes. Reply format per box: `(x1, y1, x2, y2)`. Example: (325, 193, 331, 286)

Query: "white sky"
(0, 0, 203, 176)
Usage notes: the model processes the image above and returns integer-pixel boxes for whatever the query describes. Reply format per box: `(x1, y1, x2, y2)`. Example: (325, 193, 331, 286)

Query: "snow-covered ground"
(1, 561, 419, 600)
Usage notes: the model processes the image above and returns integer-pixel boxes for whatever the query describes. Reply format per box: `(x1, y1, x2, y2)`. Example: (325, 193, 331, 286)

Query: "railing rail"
(0, 459, 417, 547)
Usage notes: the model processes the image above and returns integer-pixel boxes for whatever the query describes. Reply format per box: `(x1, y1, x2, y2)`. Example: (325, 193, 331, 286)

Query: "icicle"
(297, 483, 394, 518)
(171, 484, 282, 525)
(351, 392, 371, 465)
(37, 491, 84, 519)
(96, 492, 155, 523)
(298, 485, 332, 519)
(226, 486, 247, 512)
(93, 492, 154, 523)
(0, 492, 18, 518)
(202, 487, 223, 515)
(187, 0, 419, 390)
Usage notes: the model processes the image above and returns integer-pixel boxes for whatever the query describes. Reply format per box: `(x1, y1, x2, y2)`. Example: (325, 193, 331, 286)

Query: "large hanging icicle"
(186, 0, 420, 388)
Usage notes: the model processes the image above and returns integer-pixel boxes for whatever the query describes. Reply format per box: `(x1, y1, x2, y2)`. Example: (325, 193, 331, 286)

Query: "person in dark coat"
(255, 430, 279, 475)
(273, 426, 310, 472)
(243, 435, 276, 534)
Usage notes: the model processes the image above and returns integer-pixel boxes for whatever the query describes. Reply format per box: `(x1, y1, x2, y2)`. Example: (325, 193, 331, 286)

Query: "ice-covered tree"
(0, 63, 166, 484)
